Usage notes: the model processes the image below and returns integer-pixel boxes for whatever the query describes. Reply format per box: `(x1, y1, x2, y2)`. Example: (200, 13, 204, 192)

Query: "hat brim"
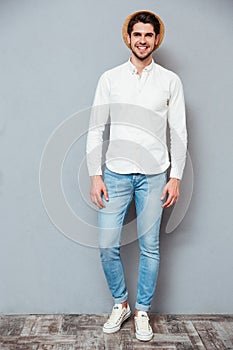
(122, 10, 165, 50)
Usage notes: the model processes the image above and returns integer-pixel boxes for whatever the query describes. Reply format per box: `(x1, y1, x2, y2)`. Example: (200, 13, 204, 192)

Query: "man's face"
(127, 22, 160, 61)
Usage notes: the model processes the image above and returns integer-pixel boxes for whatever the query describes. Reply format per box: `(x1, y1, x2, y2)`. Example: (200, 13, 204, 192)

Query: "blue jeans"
(98, 165, 167, 312)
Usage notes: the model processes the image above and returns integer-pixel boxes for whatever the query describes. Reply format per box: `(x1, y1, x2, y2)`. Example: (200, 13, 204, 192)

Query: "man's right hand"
(90, 175, 109, 209)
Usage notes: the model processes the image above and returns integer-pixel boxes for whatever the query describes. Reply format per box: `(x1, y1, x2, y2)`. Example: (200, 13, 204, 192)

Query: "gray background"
(0, 0, 233, 314)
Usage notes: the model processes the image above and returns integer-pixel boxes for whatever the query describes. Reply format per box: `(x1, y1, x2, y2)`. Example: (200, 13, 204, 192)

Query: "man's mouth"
(136, 46, 148, 52)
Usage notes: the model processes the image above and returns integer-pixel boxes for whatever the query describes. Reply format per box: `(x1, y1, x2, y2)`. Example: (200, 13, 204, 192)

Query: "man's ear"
(155, 33, 160, 47)
(127, 33, 131, 46)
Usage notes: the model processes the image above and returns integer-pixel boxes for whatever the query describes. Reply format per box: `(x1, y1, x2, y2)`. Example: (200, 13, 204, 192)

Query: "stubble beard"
(130, 45, 154, 61)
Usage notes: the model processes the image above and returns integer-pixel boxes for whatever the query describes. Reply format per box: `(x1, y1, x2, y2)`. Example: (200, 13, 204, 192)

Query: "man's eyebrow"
(132, 31, 155, 35)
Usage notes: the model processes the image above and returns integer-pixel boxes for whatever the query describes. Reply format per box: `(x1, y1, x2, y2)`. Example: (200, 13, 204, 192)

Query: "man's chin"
(132, 51, 153, 61)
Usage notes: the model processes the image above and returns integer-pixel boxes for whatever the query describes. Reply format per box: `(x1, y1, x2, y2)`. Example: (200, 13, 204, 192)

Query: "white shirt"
(86, 58, 187, 179)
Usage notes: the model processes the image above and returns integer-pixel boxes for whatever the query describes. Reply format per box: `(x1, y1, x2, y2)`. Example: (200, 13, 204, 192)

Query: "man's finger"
(96, 192, 106, 208)
(162, 193, 173, 208)
(163, 195, 178, 208)
(90, 192, 104, 209)
(90, 194, 96, 205)
(160, 186, 167, 200)
(103, 186, 109, 201)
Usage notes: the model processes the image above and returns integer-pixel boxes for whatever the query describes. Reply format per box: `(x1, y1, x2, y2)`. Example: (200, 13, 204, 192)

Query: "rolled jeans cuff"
(114, 291, 128, 304)
(135, 302, 151, 312)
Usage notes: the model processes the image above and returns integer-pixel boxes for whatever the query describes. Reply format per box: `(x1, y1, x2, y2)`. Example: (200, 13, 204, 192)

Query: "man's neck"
(130, 54, 153, 76)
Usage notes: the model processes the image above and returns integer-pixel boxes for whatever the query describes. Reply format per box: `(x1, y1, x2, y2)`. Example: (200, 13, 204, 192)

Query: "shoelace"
(107, 306, 124, 324)
(136, 314, 150, 331)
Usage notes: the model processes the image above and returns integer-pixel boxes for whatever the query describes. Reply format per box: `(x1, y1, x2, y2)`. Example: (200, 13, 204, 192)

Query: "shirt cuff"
(169, 168, 182, 180)
(87, 166, 103, 177)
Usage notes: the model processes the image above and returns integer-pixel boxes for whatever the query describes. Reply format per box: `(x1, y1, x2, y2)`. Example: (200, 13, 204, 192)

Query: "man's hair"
(127, 12, 160, 36)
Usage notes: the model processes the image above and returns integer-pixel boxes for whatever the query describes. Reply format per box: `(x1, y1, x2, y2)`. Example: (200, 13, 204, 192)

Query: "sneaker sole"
(135, 331, 154, 342)
(103, 310, 131, 334)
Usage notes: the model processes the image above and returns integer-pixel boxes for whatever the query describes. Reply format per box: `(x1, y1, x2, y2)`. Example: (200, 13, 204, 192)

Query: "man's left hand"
(161, 178, 180, 208)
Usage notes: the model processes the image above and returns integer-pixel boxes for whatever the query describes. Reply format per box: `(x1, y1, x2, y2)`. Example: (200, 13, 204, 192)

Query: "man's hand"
(90, 175, 109, 209)
(161, 178, 180, 208)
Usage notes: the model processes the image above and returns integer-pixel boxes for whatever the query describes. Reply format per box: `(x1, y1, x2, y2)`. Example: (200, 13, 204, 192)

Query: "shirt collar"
(127, 57, 154, 74)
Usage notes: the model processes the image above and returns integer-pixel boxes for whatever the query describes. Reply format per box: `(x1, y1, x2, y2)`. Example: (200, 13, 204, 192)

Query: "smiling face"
(127, 22, 160, 61)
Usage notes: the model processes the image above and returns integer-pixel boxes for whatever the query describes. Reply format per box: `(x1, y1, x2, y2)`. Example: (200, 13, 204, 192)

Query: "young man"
(86, 10, 187, 342)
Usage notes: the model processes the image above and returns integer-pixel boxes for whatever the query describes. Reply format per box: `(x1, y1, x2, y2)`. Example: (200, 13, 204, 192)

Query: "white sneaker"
(134, 311, 153, 341)
(103, 303, 131, 333)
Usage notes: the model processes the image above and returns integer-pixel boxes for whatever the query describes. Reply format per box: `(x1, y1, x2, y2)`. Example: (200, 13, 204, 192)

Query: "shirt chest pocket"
(151, 90, 170, 112)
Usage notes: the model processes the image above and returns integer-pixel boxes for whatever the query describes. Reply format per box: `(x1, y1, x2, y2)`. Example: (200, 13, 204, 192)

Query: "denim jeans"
(98, 165, 167, 312)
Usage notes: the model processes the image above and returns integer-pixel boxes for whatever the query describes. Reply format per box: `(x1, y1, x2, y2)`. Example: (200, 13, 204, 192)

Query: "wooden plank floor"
(0, 314, 232, 349)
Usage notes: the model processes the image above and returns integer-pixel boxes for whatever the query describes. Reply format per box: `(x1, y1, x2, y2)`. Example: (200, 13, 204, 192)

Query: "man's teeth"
(138, 46, 147, 50)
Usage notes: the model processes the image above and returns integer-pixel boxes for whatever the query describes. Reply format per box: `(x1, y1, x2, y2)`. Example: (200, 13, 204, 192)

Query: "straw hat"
(122, 10, 165, 50)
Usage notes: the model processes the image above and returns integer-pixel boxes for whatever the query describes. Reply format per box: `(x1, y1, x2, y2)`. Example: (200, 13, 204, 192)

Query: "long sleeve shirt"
(86, 58, 187, 179)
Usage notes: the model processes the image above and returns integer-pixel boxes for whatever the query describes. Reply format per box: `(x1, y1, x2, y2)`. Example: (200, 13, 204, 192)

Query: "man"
(86, 10, 187, 342)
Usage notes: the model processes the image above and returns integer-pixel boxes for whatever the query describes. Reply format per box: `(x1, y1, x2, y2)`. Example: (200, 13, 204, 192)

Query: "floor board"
(0, 314, 232, 349)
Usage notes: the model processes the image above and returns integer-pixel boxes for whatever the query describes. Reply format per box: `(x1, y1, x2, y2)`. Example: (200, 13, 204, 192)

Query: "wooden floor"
(0, 314, 232, 349)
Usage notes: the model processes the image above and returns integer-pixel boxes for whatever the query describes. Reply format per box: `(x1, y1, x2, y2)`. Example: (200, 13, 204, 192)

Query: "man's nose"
(139, 36, 146, 44)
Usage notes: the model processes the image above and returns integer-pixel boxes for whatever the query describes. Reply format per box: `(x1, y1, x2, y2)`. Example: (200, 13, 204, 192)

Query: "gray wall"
(1, 0, 233, 314)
